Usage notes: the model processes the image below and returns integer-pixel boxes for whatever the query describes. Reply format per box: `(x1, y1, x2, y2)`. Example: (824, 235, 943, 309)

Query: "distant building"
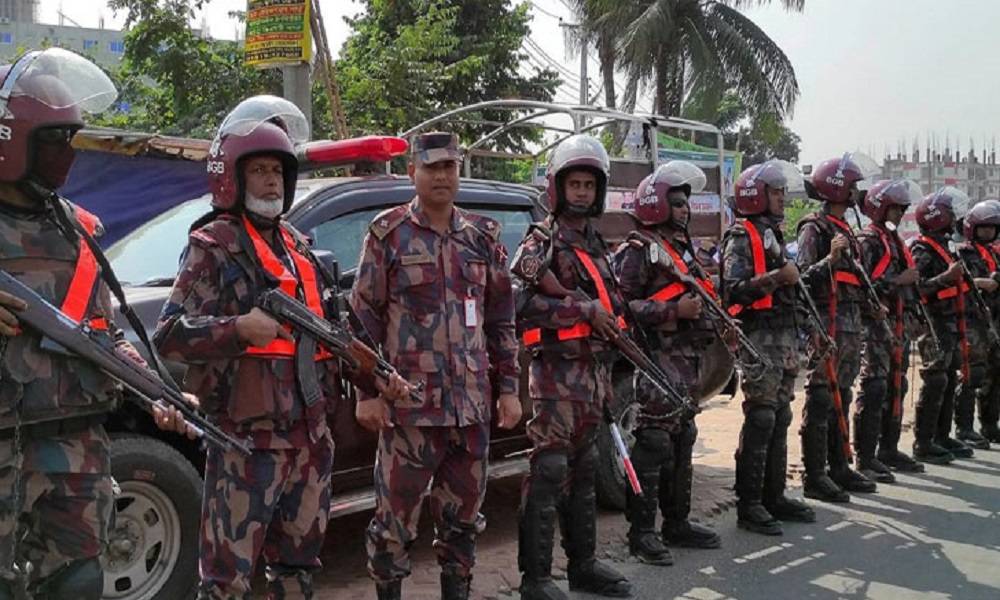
(0, 0, 38, 24)
(882, 146, 1000, 204)
(0, 20, 127, 69)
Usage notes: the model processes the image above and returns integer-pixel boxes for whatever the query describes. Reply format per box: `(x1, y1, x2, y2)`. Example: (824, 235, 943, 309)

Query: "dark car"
(98, 174, 644, 600)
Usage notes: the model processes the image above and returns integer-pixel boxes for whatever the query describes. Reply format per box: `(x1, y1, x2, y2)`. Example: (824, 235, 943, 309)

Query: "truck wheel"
(596, 369, 640, 511)
(102, 435, 202, 600)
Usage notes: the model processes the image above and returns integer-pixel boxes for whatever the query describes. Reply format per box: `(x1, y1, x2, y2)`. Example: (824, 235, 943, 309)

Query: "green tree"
(570, 0, 802, 119)
(336, 0, 560, 151)
(99, 0, 281, 138)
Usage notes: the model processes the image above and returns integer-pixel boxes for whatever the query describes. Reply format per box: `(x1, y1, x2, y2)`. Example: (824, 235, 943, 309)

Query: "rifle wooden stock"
(257, 288, 424, 403)
(0, 269, 250, 456)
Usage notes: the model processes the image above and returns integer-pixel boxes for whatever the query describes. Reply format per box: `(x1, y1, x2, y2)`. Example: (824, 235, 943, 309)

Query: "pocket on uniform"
(392, 264, 439, 314)
(393, 350, 445, 409)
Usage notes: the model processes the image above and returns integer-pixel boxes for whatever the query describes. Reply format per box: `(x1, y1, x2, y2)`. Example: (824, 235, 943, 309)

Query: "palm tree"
(571, 0, 803, 118)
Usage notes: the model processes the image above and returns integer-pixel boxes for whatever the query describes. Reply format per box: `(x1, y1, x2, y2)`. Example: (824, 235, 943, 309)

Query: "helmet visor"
(755, 159, 804, 193)
(877, 179, 924, 205)
(937, 185, 970, 219)
(216, 95, 310, 144)
(653, 160, 707, 194)
(842, 152, 881, 190)
(1, 47, 117, 113)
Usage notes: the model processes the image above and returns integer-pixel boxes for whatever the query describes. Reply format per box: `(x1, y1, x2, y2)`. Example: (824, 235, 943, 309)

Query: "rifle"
(0, 269, 251, 456)
(644, 238, 774, 378)
(257, 288, 425, 403)
(957, 258, 1000, 347)
(534, 270, 700, 424)
(794, 280, 837, 357)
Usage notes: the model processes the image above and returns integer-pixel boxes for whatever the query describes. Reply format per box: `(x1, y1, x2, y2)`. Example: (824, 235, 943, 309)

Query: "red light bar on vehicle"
(300, 136, 409, 167)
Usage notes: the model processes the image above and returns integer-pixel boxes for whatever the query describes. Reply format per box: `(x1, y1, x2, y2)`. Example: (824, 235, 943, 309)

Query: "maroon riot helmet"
(809, 152, 879, 205)
(862, 178, 922, 223)
(208, 95, 309, 212)
(915, 186, 968, 233)
(733, 159, 803, 216)
(963, 199, 1000, 242)
(633, 160, 706, 227)
(0, 48, 116, 190)
(544, 134, 610, 217)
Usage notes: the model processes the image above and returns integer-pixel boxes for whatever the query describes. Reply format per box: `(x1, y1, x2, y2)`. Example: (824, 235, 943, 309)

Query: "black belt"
(0, 414, 107, 441)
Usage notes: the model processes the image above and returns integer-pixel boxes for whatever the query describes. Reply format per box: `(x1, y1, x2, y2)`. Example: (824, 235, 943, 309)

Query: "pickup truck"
(100, 174, 646, 599)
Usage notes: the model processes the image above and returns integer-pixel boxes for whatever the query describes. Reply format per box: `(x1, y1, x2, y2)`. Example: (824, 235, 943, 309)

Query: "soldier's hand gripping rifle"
(257, 288, 425, 403)
(884, 222, 941, 352)
(644, 239, 774, 378)
(794, 279, 838, 358)
(957, 258, 1000, 347)
(0, 269, 251, 456)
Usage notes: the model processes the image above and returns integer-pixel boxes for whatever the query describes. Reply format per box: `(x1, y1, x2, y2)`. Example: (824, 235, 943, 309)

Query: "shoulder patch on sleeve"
(463, 210, 502, 241)
(369, 204, 410, 240)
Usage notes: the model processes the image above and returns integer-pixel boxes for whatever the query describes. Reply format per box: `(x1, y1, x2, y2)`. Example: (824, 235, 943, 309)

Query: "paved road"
(534, 449, 1000, 600)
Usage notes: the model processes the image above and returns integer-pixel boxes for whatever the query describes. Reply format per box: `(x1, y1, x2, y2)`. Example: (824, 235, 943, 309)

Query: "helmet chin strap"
(17, 178, 54, 203)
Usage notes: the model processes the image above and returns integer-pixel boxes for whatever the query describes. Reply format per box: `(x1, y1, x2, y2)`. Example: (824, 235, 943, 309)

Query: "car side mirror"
(312, 249, 341, 290)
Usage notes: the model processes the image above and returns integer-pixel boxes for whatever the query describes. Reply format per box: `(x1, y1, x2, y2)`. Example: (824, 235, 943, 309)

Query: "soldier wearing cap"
(351, 132, 521, 600)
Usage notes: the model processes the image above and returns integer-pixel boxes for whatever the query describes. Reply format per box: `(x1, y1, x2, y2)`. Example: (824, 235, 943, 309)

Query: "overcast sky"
(38, 0, 1000, 166)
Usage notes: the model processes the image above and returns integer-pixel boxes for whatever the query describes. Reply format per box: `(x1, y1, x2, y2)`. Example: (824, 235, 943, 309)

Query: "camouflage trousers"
(0, 425, 112, 596)
(976, 343, 1000, 431)
(916, 324, 987, 443)
(366, 422, 490, 582)
(198, 434, 334, 600)
(857, 320, 912, 458)
(801, 326, 862, 474)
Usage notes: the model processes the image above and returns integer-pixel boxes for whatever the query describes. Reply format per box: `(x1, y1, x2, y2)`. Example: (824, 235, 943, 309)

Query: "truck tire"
(596, 368, 639, 511)
(102, 434, 202, 600)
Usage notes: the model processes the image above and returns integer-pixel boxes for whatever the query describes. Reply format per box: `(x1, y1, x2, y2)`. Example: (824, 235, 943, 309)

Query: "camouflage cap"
(411, 131, 462, 165)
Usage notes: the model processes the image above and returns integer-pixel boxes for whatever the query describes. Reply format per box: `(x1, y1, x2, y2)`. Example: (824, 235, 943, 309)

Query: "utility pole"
(559, 20, 589, 106)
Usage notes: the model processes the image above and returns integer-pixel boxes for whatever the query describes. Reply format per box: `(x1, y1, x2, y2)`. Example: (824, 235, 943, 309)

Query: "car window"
(107, 195, 213, 285)
(310, 206, 535, 272)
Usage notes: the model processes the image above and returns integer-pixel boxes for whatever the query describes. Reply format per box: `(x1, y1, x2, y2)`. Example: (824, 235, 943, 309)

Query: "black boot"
(956, 428, 990, 450)
(981, 423, 1000, 444)
(375, 580, 401, 600)
(802, 420, 850, 503)
(877, 411, 923, 473)
(518, 451, 568, 600)
(661, 423, 720, 549)
(762, 405, 815, 523)
(855, 378, 895, 483)
(737, 405, 783, 535)
(626, 429, 673, 566)
(562, 445, 631, 598)
(977, 384, 1000, 443)
(440, 569, 471, 600)
(938, 436, 974, 459)
(829, 408, 876, 494)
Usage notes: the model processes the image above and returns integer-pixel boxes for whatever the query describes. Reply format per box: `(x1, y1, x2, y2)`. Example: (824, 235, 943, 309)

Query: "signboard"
(245, 0, 312, 68)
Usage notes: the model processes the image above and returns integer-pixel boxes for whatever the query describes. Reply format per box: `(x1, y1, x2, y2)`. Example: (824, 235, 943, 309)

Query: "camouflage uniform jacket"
(858, 223, 920, 338)
(154, 213, 370, 448)
(349, 199, 518, 428)
(513, 217, 625, 402)
(720, 216, 800, 332)
(911, 232, 975, 333)
(0, 200, 136, 430)
(956, 241, 998, 325)
(796, 207, 867, 334)
(613, 228, 715, 354)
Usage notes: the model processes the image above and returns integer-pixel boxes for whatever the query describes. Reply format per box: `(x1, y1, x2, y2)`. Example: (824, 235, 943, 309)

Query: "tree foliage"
(98, 0, 281, 138)
(335, 0, 560, 149)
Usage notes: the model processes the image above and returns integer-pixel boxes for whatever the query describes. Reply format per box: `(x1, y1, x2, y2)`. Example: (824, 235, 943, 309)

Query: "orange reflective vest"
(916, 235, 970, 300)
(727, 220, 774, 316)
(871, 225, 915, 281)
(648, 238, 718, 302)
(825, 214, 861, 287)
(522, 247, 626, 347)
(975, 242, 998, 274)
(242, 215, 326, 358)
(62, 206, 108, 330)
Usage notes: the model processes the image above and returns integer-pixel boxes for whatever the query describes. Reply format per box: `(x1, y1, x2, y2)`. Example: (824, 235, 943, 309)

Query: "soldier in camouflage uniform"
(0, 48, 193, 600)
(909, 188, 978, 464)
(952, 200, 1000, 450)
(512, 135, 631, 600)
(154, 97, 409, 600)
(796, 154, 880, 503)
(612, 161, 721, 565)
(722, 160, 816, 536)
(980, 234, 1000, 443)
(350, 132, 521, 600)
(854, 179, 925, 482)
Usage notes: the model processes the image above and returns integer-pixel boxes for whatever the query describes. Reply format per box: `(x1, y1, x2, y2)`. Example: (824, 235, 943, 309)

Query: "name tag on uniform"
(465, 297, 478, 327)
(401, 253, 435, 265)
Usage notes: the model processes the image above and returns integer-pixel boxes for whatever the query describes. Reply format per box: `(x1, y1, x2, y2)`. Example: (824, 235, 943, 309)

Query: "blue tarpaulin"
(61, 150, 209, 247)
